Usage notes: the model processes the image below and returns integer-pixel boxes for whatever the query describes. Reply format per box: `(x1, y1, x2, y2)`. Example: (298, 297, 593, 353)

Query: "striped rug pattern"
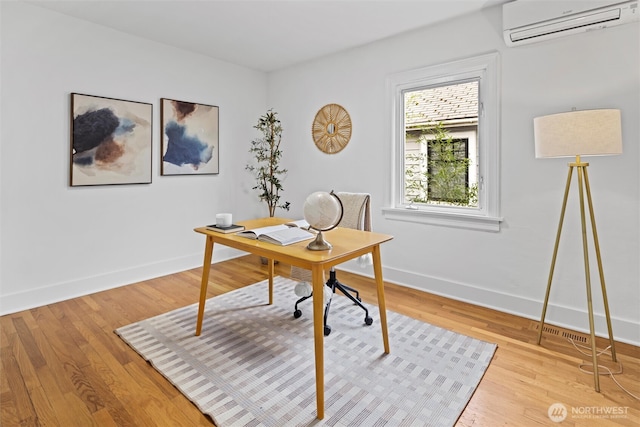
(115, 277, 496, 426)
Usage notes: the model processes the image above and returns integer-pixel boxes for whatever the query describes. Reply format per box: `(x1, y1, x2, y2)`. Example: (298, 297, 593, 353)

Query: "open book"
(284, 219, 311, 229)
(237, 222, 314, 246)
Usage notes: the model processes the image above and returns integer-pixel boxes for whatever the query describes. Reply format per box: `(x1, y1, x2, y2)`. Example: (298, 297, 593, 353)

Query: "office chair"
(291, 192, 373, 336)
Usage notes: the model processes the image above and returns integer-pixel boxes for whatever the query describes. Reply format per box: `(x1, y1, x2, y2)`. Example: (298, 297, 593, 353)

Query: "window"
(383, 52, 502, 231)
(405, 83, 478, 207)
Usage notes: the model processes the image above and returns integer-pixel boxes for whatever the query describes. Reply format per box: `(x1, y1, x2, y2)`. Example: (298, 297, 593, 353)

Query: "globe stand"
(307, 231, 332, 251)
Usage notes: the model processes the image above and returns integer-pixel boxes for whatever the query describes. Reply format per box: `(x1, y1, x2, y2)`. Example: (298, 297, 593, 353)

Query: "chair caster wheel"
(293, 309, 302, 319)
(365, 316, 373, 326)
(324, 325, 332, 336)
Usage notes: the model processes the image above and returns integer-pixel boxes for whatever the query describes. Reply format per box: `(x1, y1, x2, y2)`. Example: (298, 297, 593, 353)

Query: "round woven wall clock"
(311, 104, 352, 154)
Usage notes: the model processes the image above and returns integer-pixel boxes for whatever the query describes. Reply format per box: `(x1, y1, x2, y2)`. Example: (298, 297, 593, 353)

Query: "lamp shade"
(533, 109, 622, 158)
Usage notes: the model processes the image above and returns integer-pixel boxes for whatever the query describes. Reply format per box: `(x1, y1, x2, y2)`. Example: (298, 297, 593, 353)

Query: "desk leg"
(195, 236, 214, 336)
(268, 258, 274, 305)
(311, 265, 325, 420)
(372, 245, 390, 354)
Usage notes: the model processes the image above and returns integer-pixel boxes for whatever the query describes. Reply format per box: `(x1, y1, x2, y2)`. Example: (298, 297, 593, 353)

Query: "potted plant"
(246, 109, 290, 217)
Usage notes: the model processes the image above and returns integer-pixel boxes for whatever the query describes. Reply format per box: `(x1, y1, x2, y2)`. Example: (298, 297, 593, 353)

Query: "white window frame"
(383, 52, 502, 232)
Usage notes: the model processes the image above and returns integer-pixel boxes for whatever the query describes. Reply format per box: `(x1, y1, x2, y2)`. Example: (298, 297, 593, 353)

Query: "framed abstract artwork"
(70, 93, 153, 186)
(161, 98, 219, 175)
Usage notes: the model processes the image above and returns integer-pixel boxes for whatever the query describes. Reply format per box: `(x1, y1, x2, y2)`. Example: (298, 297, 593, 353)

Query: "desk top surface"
(195, 217, 393, 268)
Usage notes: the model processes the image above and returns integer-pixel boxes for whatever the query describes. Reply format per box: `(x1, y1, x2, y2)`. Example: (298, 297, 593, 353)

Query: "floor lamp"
(533, 109, 622, 392)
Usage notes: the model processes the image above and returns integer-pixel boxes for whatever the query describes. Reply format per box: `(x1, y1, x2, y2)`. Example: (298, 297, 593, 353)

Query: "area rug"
(115, 276, 496, 427)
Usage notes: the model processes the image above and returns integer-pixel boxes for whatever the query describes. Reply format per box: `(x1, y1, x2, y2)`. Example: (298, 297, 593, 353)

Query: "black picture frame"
(70, 93, 153, 186)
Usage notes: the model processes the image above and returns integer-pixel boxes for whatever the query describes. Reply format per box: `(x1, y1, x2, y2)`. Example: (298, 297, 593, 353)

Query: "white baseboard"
(4, 254, 637, 347)
(0, 247, 246, 316)
(339, 263, 639, 347)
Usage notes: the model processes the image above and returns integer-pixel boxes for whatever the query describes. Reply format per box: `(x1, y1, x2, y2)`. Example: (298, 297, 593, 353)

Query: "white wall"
(0, 2, 269, 313)
(268, 8, 640, 345)
(1, 2, 638, 345)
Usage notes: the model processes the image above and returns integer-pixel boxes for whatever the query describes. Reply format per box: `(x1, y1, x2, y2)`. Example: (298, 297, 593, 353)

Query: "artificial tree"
(246, 109, 290, 217)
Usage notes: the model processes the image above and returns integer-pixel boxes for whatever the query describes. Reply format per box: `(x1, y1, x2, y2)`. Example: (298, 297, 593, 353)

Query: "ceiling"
(26, 0, 509, 72)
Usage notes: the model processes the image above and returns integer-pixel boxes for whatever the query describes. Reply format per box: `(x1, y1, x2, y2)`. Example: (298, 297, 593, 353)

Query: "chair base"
(293, 269, 373, 336)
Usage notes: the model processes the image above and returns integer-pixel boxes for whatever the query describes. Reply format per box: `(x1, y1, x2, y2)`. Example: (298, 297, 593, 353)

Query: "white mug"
(216, 213, 232, 227)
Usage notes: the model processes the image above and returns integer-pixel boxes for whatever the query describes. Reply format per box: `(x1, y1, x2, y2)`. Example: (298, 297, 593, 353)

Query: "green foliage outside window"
(405, 122, 478, 207)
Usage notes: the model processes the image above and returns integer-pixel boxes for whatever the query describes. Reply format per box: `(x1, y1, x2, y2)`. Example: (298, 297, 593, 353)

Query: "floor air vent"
(532, 323, 589, 344)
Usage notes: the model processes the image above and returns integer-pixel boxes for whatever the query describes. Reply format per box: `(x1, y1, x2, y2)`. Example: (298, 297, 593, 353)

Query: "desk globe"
(303, 191, 343, 250)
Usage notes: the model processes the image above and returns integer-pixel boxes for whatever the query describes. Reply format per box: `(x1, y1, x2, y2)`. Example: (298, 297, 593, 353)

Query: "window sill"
(381, 207, 502, 232)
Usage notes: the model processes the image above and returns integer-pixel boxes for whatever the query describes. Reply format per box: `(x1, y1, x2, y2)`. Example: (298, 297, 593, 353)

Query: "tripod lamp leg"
(538, 166, 574, 345)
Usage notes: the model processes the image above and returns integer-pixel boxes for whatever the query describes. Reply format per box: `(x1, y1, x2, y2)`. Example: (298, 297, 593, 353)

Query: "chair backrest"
(334, 192, 371, 232)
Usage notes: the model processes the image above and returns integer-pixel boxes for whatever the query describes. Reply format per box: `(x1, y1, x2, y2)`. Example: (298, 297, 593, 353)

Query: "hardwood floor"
(2, 254, 638, 426)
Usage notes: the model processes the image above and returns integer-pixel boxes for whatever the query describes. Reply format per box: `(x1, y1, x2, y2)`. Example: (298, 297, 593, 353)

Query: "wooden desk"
(194, 217, 393, 420)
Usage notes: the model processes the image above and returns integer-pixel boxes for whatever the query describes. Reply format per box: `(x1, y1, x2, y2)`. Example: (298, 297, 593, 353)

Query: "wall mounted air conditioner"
(503, 0, 639, 46)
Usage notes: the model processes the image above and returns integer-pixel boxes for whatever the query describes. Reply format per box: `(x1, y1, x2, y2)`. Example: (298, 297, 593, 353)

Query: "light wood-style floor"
(2, 254, 639, 426)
